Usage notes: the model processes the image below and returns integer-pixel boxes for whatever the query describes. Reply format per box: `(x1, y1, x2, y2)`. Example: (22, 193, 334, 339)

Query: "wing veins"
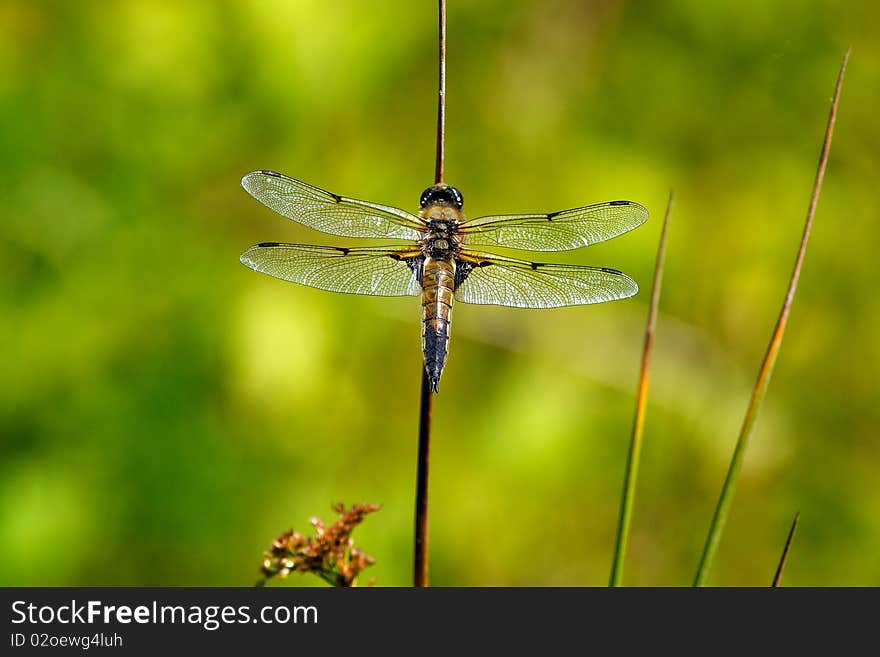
(240, 243, 423, 297)
(454, 250, 638, 308)
(241, 170, 427, 240)
(459, 200, 648, 252)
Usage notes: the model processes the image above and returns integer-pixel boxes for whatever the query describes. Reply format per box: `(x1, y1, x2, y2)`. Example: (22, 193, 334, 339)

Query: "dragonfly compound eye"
(419, 184, 464, 210)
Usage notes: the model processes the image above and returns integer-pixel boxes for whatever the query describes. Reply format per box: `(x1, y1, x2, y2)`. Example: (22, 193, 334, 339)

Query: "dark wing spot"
(609, 200, 631, 206)
(479, 261, 492, 268)
(601, 267, 624, 275)
(407, 255, 425, 286)
(329, 192, 342, 203)
(259, 170, 283, 177)
(257, 241, 280, 247)
(546, 211, 560, 221)
(530, 262, 540, 271)
(337, 247, 350, 255)
(453, 260, 473, 289)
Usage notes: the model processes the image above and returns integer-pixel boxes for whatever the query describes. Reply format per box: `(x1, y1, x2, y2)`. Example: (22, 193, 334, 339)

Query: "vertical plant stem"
(434, 0, 446, 185)
(772, 512, 800, 587)
(693, 50, 849, 586)
(609, 191, 673, 587)
(414, 370, 433, 587)
(414, 0, 446, 588)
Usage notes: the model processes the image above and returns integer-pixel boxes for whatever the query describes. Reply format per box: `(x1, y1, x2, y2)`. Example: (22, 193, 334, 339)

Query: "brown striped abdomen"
(421, 256, 456, 393)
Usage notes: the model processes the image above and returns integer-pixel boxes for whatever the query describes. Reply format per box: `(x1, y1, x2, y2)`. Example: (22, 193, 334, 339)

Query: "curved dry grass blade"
(609, 190, 674, 587)
(693, 50, 850, 586)
(772, 512, 800, 587)
(414, 0, 447, 588)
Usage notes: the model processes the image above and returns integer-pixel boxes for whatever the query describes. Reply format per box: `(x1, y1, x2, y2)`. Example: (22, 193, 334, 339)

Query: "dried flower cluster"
(259, 503, 380, 587)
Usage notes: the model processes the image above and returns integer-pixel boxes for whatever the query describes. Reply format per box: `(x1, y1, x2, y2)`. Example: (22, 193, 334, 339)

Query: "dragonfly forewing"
(459, 200, 647, 252)
(241, 170, 427, 240)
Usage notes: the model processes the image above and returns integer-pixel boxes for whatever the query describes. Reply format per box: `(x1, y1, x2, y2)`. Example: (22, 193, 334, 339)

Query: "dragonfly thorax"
(421, 209, 463, 259)
(422, 232, 459, 259)
(427, 218, 455, 236)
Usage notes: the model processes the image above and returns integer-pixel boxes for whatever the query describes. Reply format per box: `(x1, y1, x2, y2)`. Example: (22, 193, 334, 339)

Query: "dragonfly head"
(419, 184, 463, 210)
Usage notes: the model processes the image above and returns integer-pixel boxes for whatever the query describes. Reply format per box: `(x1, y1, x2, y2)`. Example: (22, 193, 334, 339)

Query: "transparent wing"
(240, 242, 423, 297)
(454, 250, 638, 308)
(459, 200, 647, 252)
(241, 170, 427, 240)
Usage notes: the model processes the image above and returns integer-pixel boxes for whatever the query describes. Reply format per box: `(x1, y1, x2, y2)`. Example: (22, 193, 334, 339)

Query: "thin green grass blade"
(609, 191, 674, 586)
(693, 50, 849, 586)
(772, 512, 800, 587)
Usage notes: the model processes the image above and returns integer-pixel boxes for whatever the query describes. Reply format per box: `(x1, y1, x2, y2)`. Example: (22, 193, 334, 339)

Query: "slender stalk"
(414, 370, 433, 586)
(772, 512, 800, 587)
(414, 0, 446, 588)
(609, 191, 674, 586)
(434, 0, 446, 184)
(693, 50, 849, 586)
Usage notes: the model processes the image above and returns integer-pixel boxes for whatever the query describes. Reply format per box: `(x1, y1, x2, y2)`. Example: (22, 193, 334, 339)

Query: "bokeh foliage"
(1, 0, 877, 585)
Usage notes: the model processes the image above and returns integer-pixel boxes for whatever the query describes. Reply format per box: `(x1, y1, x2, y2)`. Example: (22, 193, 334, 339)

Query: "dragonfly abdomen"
(421, 256, 456, 393)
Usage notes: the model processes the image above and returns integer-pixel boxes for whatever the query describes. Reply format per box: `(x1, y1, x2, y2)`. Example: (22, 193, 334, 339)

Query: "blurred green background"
(1, 0, 877, 586)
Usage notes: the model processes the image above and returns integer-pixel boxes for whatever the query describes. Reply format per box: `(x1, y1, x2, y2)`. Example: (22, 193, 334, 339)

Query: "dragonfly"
(239, 170, 648, 392)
